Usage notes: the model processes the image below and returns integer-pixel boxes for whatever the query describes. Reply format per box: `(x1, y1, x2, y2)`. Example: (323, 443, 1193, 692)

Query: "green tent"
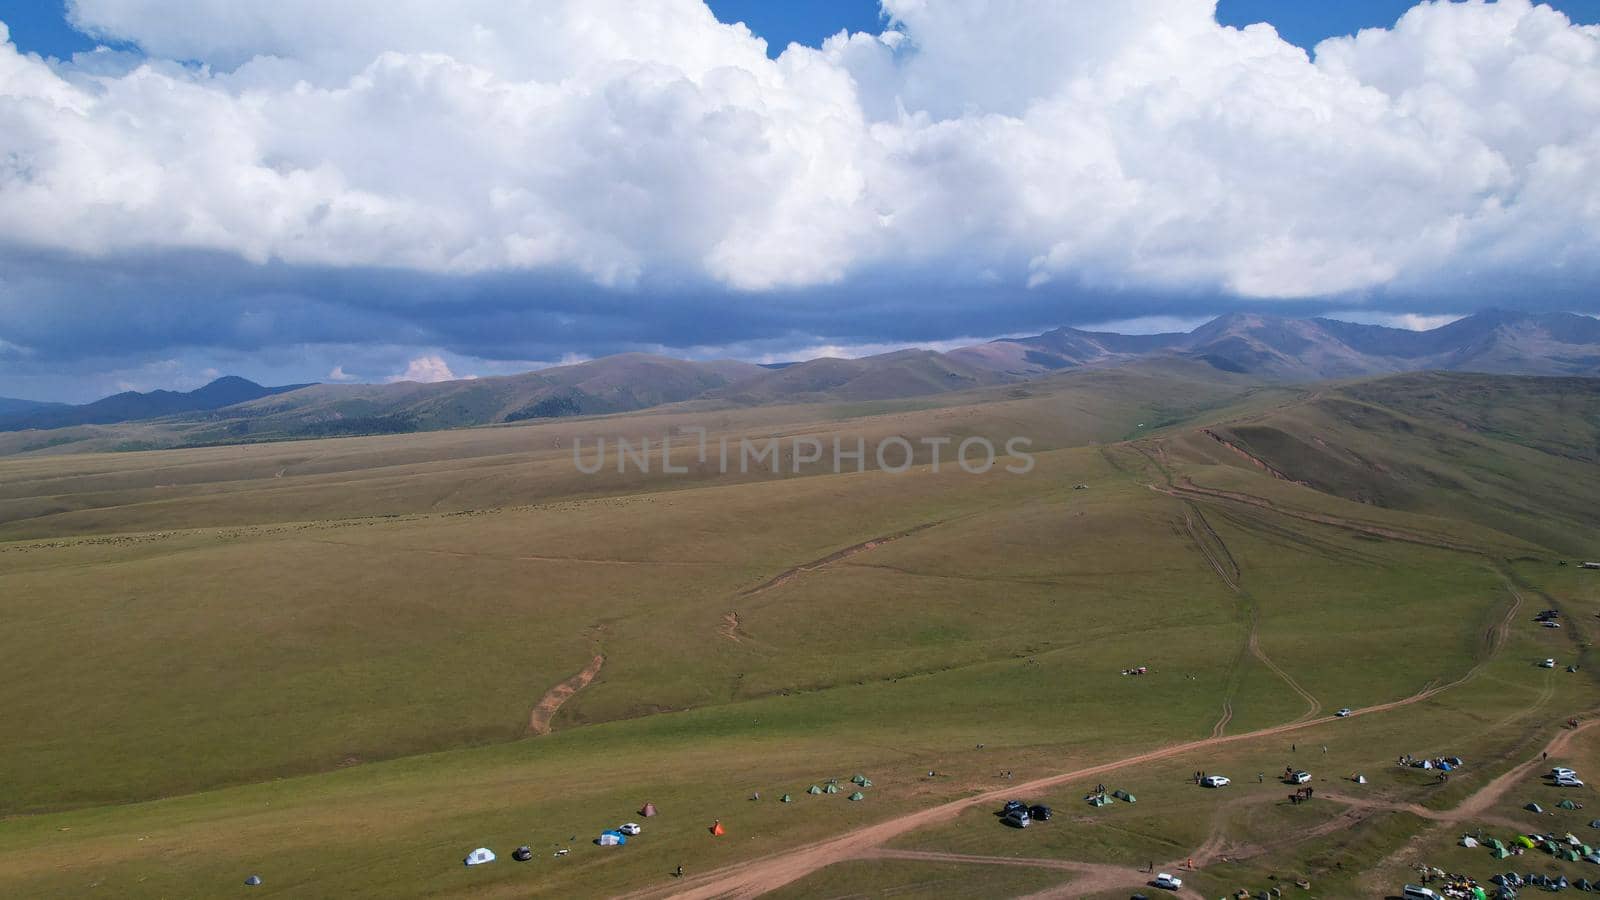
(824, 783, 841, 794)
(858, 778, 873, 788)
(848, 791, 864, 801)
(1112, 790, 1136, 803)
(850, 774, 866, 785)
(1565, 849, 1582, 862)
(806, 785, 823, 795)
(780, 794, 792, 803)
(1526, 802, 1545, 813)
(1088, 795, 1112, 807)
(1486, 838, 1506, 851)
(1491, 847, 1511, 859)
(1515, 835, 1537, 848)
(1558, 799, 1580, 810)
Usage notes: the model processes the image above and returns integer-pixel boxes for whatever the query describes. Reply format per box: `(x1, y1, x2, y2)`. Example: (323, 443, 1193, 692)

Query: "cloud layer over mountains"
(1, 0, 1598, 396)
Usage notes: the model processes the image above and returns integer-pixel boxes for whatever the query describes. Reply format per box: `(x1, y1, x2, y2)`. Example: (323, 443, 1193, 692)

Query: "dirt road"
(527, 654, 605, 736)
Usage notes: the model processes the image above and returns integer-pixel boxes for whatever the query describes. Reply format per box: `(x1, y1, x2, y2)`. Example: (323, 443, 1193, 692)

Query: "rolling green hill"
(0, 369, 1596, 899)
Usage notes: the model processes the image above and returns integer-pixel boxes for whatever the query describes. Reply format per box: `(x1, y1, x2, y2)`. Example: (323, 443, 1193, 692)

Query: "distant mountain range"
(949, 309, 1600, 380)
(1, 310, 1595, 449)
(0, 376, 311, 432)
(0, 397, 69, 418)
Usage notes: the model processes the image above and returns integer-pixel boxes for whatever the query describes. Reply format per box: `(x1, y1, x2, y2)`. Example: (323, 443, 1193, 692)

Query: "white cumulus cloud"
(0, 0, 1592, 308)
(390, 354, 465, 383)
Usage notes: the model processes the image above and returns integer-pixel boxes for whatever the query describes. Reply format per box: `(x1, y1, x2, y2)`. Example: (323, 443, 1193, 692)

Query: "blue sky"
(1, 1, 1598, 401)
(7, 1, 1596, 59)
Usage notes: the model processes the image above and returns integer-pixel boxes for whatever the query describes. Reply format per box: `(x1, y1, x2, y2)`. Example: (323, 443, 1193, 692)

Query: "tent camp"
(1526, 802, 1545, 813)
(848, 792, 865, 801)
(1355, 775, 1368, 784)
(1486, 838, 1506, 851)
(1088, 795, 1112, 807)
(807, 785, 823, 795)
(640, 803, 657, 817)
(1491, 847, 1511, 859)
(596, 832, 625, 847)
(1113, 790, 1137, 803)
(464, 848, 496, 866)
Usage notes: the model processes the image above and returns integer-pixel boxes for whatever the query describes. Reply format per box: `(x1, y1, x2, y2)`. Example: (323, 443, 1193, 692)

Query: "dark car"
(1028, 804, 1053, 821)
(1002, 800, 1028, 814)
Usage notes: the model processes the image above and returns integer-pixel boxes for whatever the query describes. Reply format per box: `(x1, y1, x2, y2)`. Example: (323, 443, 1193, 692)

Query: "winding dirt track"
(1153, 480, 1490, 555)
(869, 849, 1207, 900)
(1180, 503, 1321, 723)
(526, 654, 605, 736)
(623, 674, 1510, 900)
(625, 536, 1542, 899)
(739, 522, 942, 598)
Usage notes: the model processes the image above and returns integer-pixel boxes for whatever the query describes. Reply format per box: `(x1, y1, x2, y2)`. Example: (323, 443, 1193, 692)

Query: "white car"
(1403, 886, 1439, 900)
(1201, 775, 1230, 788)
(1552, 767, 1578, 778)
(1335, 707, 1353, 717)
(1153, 872, 1183, 890)
(618, 823, 642, 836)
(1543, 621, 1562, 628)
(1555, 776, 1585, 787)
(1541, 658, 1557, 668)
(1291, 771, 1312, 784)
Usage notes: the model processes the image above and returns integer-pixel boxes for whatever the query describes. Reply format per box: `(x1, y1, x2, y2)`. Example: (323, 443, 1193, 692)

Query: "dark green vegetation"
(1, 365, 1597, 898)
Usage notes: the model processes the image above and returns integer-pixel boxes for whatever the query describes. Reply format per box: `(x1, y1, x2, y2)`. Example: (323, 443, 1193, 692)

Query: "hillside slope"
(1155, 371, 1600, 554)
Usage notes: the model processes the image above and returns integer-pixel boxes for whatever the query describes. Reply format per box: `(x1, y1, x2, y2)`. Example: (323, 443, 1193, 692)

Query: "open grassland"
(1, 369, 1598, 898)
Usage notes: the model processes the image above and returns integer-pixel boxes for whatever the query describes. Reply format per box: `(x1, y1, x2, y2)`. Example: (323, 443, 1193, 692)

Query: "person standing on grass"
(675, 864, 683, 878)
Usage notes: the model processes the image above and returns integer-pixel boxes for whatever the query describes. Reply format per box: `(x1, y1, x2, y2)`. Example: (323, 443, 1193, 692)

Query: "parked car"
(1002, 800, 1028, 815)
(1551, 767, 1578, 778)
(1291, 771, 1312, 784)
(1335, 707, 1353, 717)
(1541, 658, 1557, 668)
(1153, 872, 1183, 890)
(1543, 621, 1562, 628)
(1001, 809, 1030, 828)
(618, 823, 641, 836)
(1028, 804, 1052, 821)
(1403, 885, 1440, 900)
(1555, 776, 1585, 787)
(1201, 775, 1230, 788)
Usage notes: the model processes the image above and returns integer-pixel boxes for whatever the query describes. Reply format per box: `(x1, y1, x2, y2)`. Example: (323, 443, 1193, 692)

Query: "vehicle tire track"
(1210, 700, 1233, 739)
(622, 675, 1495, 900)
(1179, 501, 1320, 724)
(739, 522, 942, 598)
(526, 654, 604, 736)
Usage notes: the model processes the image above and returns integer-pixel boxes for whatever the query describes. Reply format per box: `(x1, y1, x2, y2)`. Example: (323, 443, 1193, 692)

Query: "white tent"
(1461, 836, 1479, 848)
(1355, 775, 1367, 784)
(464, 848, 496, 866)
(597, 833, 623, 847)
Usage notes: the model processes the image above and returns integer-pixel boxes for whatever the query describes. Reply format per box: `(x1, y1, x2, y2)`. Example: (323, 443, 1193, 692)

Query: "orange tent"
(640, 803, 657, 817)
(710, 820, 725, 837)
